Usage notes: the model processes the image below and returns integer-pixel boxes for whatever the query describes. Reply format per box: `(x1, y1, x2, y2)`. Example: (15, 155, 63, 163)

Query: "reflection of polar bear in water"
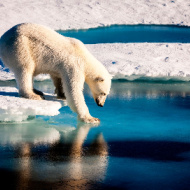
(3, 123, 108, 190)
(0, 23, 111, 123)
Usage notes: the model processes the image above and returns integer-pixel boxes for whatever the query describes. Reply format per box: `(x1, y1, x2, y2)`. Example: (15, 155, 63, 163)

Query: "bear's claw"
(80, 117, 100, 124)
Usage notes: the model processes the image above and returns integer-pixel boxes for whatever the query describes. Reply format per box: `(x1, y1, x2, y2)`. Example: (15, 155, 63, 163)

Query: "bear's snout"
(95, 98, 104, 107)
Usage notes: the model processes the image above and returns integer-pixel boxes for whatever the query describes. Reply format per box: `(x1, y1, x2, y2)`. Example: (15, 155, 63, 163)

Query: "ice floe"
(1, 43, 190, 81)
(87, 43, 190, 81)
(0, 87, 63, 122)
(0, 0, 190, 36)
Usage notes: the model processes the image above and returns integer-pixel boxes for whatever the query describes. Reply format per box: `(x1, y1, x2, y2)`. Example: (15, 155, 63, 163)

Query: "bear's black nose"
(96, 99, 103, 107)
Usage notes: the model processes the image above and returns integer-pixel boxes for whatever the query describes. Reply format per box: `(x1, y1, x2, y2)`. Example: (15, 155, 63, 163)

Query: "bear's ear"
(95, 77, 104, 82)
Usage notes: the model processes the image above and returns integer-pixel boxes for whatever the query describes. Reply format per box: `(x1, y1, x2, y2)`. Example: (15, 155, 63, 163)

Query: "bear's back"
(1, 23, 63, 42)
(0, 23, 68, 54)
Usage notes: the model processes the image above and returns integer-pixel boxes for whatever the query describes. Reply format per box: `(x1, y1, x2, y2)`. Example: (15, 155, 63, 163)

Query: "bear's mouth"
(95, 99, 104, 107)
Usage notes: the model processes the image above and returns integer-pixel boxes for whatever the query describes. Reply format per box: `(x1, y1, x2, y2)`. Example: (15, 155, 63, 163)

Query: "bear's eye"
(101, 93, 106, 96)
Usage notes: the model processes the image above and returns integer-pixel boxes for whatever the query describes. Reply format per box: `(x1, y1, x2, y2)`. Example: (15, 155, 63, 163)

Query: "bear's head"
(88, 75, 112, 107)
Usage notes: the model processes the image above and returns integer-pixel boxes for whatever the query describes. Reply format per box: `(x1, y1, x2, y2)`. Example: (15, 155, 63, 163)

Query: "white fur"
(0, 23, 111, 123)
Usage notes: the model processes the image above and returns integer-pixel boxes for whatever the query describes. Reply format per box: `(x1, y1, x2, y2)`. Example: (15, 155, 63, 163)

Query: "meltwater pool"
(58, 25, 190, 43)
(0, 80, 190, 190)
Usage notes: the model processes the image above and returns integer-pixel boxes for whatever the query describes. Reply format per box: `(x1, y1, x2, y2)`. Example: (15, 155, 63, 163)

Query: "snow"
(0, 87, 63, 122)
(1, 43, 190, 81)
(87, 43, 190, 81)
(0, 0, 190, 36)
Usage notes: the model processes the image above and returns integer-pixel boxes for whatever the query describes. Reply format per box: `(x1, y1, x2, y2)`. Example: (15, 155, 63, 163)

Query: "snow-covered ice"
(0, 0, 190, 36)
(1, 43, 190, 81)
(87, 43, 190, 81)
(0, 0, 190, 81)
(0, 87, 63, 122)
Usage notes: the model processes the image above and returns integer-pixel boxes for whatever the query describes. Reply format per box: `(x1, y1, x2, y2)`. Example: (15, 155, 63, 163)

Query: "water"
(1, 80, 190, 190)
(58, 25, 190, 44)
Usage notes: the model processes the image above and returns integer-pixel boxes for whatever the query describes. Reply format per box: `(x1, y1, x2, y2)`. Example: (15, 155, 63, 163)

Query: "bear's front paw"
(80, 116, 100, 124)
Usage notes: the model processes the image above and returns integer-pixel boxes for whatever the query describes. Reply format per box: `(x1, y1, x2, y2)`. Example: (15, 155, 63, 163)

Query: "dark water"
(58, 25, 190, 44)
(1, 81, 190, 190)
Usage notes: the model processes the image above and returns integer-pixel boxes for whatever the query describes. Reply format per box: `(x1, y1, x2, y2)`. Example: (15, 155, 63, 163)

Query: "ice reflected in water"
(0, 121, 108, 190)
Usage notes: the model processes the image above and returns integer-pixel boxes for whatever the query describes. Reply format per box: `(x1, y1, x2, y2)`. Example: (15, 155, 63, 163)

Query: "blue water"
(58, 25, 190, 44)
(1, 80, 190, 190)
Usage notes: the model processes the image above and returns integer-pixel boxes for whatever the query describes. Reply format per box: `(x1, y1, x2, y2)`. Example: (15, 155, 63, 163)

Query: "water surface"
(1, 81, 190, 190)
(58, 25, 190, 44)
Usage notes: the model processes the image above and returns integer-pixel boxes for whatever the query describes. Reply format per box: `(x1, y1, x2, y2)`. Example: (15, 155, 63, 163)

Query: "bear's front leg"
(61, 71, 100, 124)
(68, 90, 100, 124)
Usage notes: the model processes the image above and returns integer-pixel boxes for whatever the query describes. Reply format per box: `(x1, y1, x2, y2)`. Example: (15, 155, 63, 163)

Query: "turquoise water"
(1, 80, 190, 189)
(58, 25, 190, 44)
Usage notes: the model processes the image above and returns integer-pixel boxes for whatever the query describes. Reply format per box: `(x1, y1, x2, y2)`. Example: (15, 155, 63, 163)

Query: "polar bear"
(0, 23, 111, 123)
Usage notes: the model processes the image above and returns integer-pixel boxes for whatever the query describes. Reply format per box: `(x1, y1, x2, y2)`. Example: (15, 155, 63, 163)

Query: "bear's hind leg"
(51, 75, 66, 99)
(15, 69, 43, 100)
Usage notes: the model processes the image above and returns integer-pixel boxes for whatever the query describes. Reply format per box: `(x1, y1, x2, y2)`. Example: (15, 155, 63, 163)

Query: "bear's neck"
(85, 60, 105, 83)
(81, 46, 108, 83)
